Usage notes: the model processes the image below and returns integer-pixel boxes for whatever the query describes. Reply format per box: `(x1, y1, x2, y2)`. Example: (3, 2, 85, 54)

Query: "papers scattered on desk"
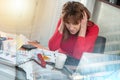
(2, 40, 15, 52)
(16, 50, 33, 65)
(0, 48, 59, 67)
(0, 50, 16, 66)
(17, 48, 58, 65)
(1, 34, 29, 52)
(18, 60, 69, 80)
(35, 69, 69, 80)
(32, 61, 69, 80)
(0, 50, 33, 66)
(30, 49, 58, 63)
(0, 47, 68, 80)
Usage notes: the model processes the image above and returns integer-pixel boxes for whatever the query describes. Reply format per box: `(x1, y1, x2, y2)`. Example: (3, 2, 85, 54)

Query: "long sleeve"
(49, 20, 99, 60)
(48, 19, 62, 51)
(72, 23, 99, 59)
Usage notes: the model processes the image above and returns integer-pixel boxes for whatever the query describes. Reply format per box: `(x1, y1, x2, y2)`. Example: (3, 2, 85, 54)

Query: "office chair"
(93, 36, 106, 53)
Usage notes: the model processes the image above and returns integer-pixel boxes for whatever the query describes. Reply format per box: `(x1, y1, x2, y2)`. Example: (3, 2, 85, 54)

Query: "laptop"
(64, 52, 120, 76)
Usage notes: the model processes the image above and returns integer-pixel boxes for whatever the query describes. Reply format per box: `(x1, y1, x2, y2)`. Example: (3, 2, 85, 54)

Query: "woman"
(48, 1, 99, 62)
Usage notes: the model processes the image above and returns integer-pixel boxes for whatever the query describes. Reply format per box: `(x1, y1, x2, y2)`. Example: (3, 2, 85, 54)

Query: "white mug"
(55, 53, 67, 69)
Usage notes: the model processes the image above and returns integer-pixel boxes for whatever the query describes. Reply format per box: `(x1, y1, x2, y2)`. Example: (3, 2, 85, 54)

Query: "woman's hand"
(58, 19, 64, 34)
(78, 12, 88, 37)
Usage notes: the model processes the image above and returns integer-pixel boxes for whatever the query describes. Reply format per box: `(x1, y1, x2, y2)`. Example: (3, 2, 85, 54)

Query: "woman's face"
(65, 22, 81, 35)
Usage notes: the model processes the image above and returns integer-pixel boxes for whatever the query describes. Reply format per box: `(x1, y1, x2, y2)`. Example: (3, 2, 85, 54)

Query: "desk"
(16, 45, 78, 80)
(0, 36, 72, 79)
(0, 62, 16, 80)
(16, 60, 71, 80)
(17, 43, 76, 80)
(6, 51, 120, 80)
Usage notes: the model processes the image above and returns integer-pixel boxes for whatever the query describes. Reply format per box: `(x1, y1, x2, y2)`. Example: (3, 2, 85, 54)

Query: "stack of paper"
(0, 50, 16, 80)
(0, 50, 16, 66)
(0, 63, 16, 80)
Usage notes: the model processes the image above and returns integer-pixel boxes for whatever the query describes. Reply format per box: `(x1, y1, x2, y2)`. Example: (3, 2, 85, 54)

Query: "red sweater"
(48, 19, 99, 59)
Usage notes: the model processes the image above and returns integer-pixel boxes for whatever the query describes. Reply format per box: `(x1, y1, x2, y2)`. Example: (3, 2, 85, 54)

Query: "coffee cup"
(55, 53, 67, 69)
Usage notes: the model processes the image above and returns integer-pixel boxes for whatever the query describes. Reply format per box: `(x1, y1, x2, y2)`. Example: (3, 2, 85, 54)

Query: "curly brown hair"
(62, 1, 90, 24)
(61, 1, 90, 40)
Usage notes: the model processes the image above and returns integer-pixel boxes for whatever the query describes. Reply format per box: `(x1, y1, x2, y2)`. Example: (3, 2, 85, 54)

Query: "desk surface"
(15, 41, 69, 80)
(17, 60, 72, 80)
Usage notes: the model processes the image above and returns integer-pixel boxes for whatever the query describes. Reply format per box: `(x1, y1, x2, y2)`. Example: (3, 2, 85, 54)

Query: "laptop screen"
(75, 52, 120, 77)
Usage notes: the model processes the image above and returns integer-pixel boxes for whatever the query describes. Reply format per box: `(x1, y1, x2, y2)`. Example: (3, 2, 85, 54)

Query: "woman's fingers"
(58, 19, 65, 34)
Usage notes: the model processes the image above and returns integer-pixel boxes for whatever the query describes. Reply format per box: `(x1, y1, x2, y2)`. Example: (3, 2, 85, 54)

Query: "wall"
(30, 0, 58, 46)
(0, 0, 37, 38)
(31, 0, 96, 47)
(0, 0, 96, 47)
(0, 0, 63, 47)
(92, 0, 120, 54)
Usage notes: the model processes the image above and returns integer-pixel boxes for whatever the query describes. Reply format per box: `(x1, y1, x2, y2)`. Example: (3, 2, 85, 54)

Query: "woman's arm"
(73, 23, 99, 59)
(48, 19, 63, 51)
(78, 12, 87, 37)
(58, 19, 64, 34)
